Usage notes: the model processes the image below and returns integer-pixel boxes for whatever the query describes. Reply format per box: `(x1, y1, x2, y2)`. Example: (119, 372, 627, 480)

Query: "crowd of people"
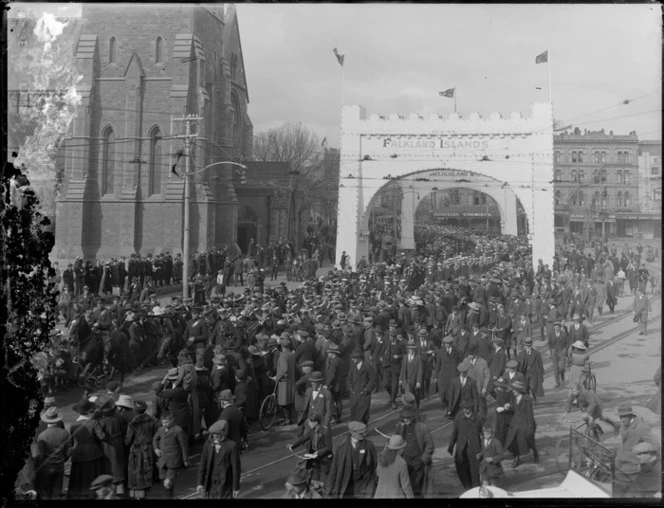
(21, 228, 661, 500)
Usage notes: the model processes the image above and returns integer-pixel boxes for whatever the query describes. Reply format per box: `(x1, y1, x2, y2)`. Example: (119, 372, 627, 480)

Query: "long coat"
(447, 376, 480, 418)
(218, 405, 249, 452)
(435, 346, 460, 406)
(503, 394, 536, 456)
(197, 438, 241, 498)
(97, 410, 127, 483)
(326, 437, 378, 498)
(276, 349, 297, 405)
(125, 412, 157, 490)
(67, 417, 106, 499)
(394, 421, 436, 497)
(348, 361, 376, 423)
(290, 423, 333, 484)
(152, 424, 189, 469)
(516, 348, 545, 398)
(374, 455, 413, 499)
(448, 411, 481, 489)
(400, 353, 423, 394)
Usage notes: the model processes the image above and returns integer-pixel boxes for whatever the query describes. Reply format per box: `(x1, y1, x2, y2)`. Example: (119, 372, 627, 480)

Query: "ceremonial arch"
(335, 103, 554, 271)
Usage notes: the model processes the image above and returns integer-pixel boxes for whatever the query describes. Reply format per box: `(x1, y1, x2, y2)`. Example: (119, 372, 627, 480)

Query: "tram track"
(178, 295, 659, 498)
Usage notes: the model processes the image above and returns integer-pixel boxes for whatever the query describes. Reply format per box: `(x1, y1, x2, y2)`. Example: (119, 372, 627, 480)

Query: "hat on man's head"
(505, 359, 518, 369)
(309, 371, 324, 383)
(457, 362, 469, 373)
(116, 394, 134, 409)
(406, 340, 417, 350)
(72, 398, 94, 415)
(633, 441, 657, 454)
(418, 328, 428, 337)
(327, 344, 340, 355)
(300, 360, 314, 369)
(287, 468, 311, 486)
(166, 367, 180, 380)
(511, 380, 528, 393)
(89, 474, 114, 491)
(572, 340, 586, 350)
(387, 435, 408, 450)
(524, 337, 533, 346)
(218, 389, 236, 402)
(617, 404, 635, 417)
(40, 406, 63, 424)
(133, 400, 148, 413)
(348, 421, 367, 434)
(401, 392, 416, 406)
(443, 335, 455, 344)
(351, 350, 364, 359)
(492, 337, 504, 345)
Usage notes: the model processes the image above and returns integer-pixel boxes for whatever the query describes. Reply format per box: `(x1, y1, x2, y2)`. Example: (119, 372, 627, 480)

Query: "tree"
(1, 162, 59, 498)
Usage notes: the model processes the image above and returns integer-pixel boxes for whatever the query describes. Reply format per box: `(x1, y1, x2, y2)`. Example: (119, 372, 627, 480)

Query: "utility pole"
(173, 111, 203, 300)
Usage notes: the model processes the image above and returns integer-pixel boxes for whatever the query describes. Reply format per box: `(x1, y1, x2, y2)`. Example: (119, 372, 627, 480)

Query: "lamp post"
(181, 160, 247, 299)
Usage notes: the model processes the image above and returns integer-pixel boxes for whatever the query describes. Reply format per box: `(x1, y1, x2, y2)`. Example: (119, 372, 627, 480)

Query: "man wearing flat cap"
(325, 422, 377, 498)
(196, 419, 241, 499)
(516, 337, 544, 405)
(614, 403, 659, 496)
(548, 321, 570, 388)
(435, 336, 461, 413)
(381, 329, 405, 410)
(446, 361, 480, 420)
(348, 350, 376, 424)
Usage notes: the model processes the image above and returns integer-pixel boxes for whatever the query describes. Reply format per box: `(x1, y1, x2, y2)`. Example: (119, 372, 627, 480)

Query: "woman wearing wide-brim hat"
(374, 435, 414, 499)
(502, 380, 538, 468)
(67, 399, 106, 500)
(567, 340, 590, 394)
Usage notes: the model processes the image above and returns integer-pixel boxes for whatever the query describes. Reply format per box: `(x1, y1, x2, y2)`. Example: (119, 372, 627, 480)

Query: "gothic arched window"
(148, 126, 162, 196)
(155, 36, 163, 63)
(101, 126, 115, 195)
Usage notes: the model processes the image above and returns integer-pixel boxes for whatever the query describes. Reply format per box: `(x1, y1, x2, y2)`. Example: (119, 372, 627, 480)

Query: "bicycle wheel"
(259, 395, 277, 430)
(589, 374, 597, 392)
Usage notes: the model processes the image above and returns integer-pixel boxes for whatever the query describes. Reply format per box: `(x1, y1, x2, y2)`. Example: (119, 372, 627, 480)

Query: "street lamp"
(176, 160, 248, 299)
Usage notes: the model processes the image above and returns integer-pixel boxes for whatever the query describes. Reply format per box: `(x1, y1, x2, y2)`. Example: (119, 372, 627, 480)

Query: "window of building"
(593, 170, 600, 184)
(592, 191, 600, 209)
(624, 170, 631, 184)
(230, 92, 241, 145)
(450, 189, 460, 205)
(624, 191, 631, 208)
(617, 170, 623, 184)
(199, 58, 206, 85)
(623, 151, 630, 163)
(571, 170, 578, 183)
(594, 152, 600, 163)
(109, 36, 116, 64)
(155, 36, 163, 63)
(555, 190, 562, 206)
(101, 126, 115, 195)
(601, 189, 608, 208)
(616, 191, 623, 207)
(600, 169, 607, 184)
(554, 151, 561, 163)
(554, 169, 562, 182)
(570, 191, 578, 206)
(578, 170, 585, 183)
(578, 190, 585, 207)
(148, 126, 162, 196)
(600, 151, 607, 163)
(654, 188, 662, 202)
(231, 53, 238, 81)
(578, 151, 584, 163)
(651, 166, 659, 175)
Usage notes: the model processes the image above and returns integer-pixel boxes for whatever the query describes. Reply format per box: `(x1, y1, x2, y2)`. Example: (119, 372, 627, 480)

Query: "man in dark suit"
(348, 351, 376, 424)
(381, 330, 404, 409)
(516, 337, 545, 405)
(435, 336, 461, 412)
(446, 361, 480, 420)
(196, 419, 240, 499)
(152, 412, 189, 499)
(325, 422, 377, 498)
(298, 371, 334, 430)
(488, 337, 508, 394)
(288, 412, 333, 491)
(548, 321, 570, 388)
(447, 401, 481, 490)
(324, 344, 344, 424)
(217, 389, 249, 453)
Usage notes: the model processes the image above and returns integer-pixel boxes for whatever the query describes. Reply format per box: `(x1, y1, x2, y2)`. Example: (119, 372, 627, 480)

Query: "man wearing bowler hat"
(298, 371, 334, 431)
(502, 379, 538, 467)
(348, 350, 376, 424)
(217, 389, 248, 453)
(516, 337, 544, 405)
(548, 321, 570, 388)
(325, 421, 377, 498)
(283, 467, 322, 499)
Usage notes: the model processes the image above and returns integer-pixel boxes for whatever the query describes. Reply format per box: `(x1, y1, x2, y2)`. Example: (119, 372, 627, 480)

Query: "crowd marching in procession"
(19, 227, 661, 500)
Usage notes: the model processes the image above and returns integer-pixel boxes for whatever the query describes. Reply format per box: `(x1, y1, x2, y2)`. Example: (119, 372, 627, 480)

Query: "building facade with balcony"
(553, 128, 643, 239)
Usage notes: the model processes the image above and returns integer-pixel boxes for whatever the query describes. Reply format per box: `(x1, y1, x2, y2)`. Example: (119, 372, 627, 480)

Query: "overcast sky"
(9, 3, 662, 147)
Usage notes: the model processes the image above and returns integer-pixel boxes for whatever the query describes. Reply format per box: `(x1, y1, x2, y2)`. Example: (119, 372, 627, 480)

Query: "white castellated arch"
(335, 103, 554, 271)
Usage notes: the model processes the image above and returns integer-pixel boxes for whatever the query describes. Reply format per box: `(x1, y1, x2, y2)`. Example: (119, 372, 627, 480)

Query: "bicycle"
(582, 361, 597, 392)
(555, 417, 606, 477)
(259, 379, 279, 430)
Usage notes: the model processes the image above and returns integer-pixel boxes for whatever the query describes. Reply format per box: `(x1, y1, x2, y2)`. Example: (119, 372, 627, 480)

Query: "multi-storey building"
(637, 140, 662, 239)
(54, 4, 256, 263)
(553, 128, 641, 239)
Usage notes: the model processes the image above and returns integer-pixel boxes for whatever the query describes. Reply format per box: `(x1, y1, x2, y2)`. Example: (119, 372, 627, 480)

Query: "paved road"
(52, 285, 660, 499)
